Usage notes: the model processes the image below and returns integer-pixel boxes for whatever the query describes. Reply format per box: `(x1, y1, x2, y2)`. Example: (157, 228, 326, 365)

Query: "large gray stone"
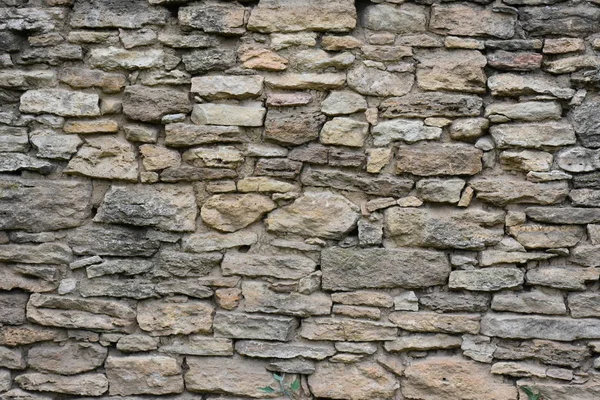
(416, 49, 487, 93)
(347, 64, 413, 97)
(481, 313, 600, 340)
(389, 312, 480, 334)
(526, 207, 600, 224)
(485, 101, 561, 123)
(68, 224, 160, 257)
(1, 264, 59, 293)
(0, 293, 27, 325)
(491, 121, 576, 148)
(300, 318, 397, 341)
(70, 0, 168, 28)
(419, 291, 490, 313)
(123, 86, 191, 123)
(521, 4, 600, 37)
(430, 4, 516, 39)
(137, 299, 214, 336)
(0, 178, 91, 232)
(89, 47, 164, 70)
(372, 119, 441, 146)
(449, 268, 524, 291)
(182, 231, 258, 253)
(95, 184, 197, 232)
(527, 267, 600, 291)
(0, 126, 28, 152)
(395, 143, 482, 176)
(0, 153, 54, 175)
(0, 243, 71, 265)
(179, 2, 246, 35)
(470, 178, 569, 206)
(567, 293, 600, 318)
(362, 3, 426, 34)
(321, 247, 450, 291)
(20, 89, 99, 117)
(28, 341, 107, 375)
(222, 252, 316, 280)
(242, 281, 332, 317)
(385, 207, 504, 250)
(488, 73, 575, 99)
(66, 137, 139, 181)
(509, 224, 584, 249)
(105, 355, 183, 396)
(235, 340, 335, 360)
(380, 93, 482, 118)
(15, 373, 108, 396)
(164, 123, 244, 147)
(182, 48, 236, 74)
(557, 147, 600, 173)
(213, 312, 297, 341)
(492, 290, 567, 315)
(571, 97, 600, 148)
(85, 258, 153, 278)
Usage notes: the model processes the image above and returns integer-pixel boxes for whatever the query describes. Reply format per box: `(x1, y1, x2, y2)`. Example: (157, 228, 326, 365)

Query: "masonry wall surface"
(1, 0, 600, 399)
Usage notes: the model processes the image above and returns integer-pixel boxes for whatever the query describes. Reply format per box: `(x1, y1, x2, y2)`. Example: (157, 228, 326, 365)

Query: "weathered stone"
(385, 207, 504, 250)
(0, 346, 24, 369)
(182, 231, 257, 254)
(0, 325, 65, 347)
(321, 91, 367, 116)
(66, 137, 138, 181)
(59, 68, 126, 93)
(88, 47, 164, 70)
(495, 339, 589, 368)
(248, 0, 356, 33)
(28, 341, 106, 375)
(292, 49, 354, 71)
(266, 92, 312, 107)
(570, 189, 600, 207)
(380, 92, 482, 118)
(200, 194, 275, 232)
(264, 107, 326, 145)
(527, 267, 600, 291)
(480, 250, 555, 266)
(403, 357, 517, 400)
(159, 335, 233, 356)
(396, 143, 482, 176)
(237, 177, 299, 193)
(137, 299, 213, 336)
(0, 178, 90, 232)
(557, 147, 600, 173)
(0, 126, 27, 152)
(309, 362, 398, 400)
(449, 268, 524, 292)
(191, 75, 263, 100)
(373, 119, 441, 146)
(481, 313, 600, 340)
(488, 50, 543, 71)
(0, 242, 71, 265)
(213, 312, 297, 341)
(265, 191, 359, 239)
(222, 252, 316, 280)
(300, 318, 397, 341)
(0, 70, 56, 90)
(268, 359, 316, 375)
(347, 64, 413, 97)
(0, 388, 54, 400)
(105, 355, 183, 396)
(449, 118, 489, 141)
(68, 224, 160, 257)
(509, 224, 584, 248)
(332, 291, 393, 308)
(165, 123, 244, 147)
(490, 121, 576, 148)
(571, 98, 600, 148)
(461, 334, 496, 363)
(568, 293, 600, 318)
(140, 145, 180, 171)
(0, 264, 58, 293)
(192, 103, 265, 127)
(15, 373, 108, 396)
(235, 340, 334, 360)
(116, 334, 159, 353)
(27, 294, 136, 333)
(521, 4, 600, 37)
(243, 281, 331, 317)
(488, 73, 575, 99)
(500, 150, 552, 172)
(122, 124, 158, 144)
(362, 3, 425, 33)
(320, 117, 368, 148)
(416, 49, 487, 93)
(389, 312, 480, 334)
(20, 89, 99, 117)
(95, 184, 196, 232)
(430, 4, 516, 39)
(270, 32, 317, 50)
(0, 153, 53, 175)
(71, 0, 168, 28)
(526, 207, 600, 224)
(322, 247, 450, 291)
(485, 101, 561, 123)
(122, 86, 190, 123)
(182, 47, 236, 74)
(179, 3, 246, 35)
(0, 293, 27, 325)
(186, 356, 278, 397)
(265, 73, 345, 90)
(416, 179, 465, 203)
(385, 334, 461, 352)
(470, 178, 569, 205)
(84, 258, 152, 278)
(333, 304, 380, 320)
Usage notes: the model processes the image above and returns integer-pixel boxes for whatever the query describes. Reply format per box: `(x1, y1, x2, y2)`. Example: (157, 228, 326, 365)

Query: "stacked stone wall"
(1, 0, 600, 398)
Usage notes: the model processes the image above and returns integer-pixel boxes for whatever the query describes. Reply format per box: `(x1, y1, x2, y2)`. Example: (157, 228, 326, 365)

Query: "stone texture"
(213, 312, 297, 341)
(430, 4, 516, 39)
(300, 318, 397, 342)
(527, 267, 600, 291)
(28, 341, 107, 375)
(123, 86, 191, 123)
(380, 93, 482, 118)
(321, 247, 450, 290)
(66, 137, 139, 181)
(200, 193, 275, 232)
(470, 178, 569, 206)
(20, 89, 99, 117)
(192, 103, 265, 127)
(490, 121, 576, 148)
(222, 252, 316, 280)
(416, 49, 487, 93)
(481, 313, 600, 340)
(509, 224, 584, 249)
(71, 0, 168, 28)
(242, 281, 331, 317)
(179, 3, 246, 35)
(320, 117, 368, 148)
(68, 223, 160, 257)
(373, 119, 441, 146)
(137, 299, 214, 336)
(385, 334, 462, 352)
(235, 340, 335, 360)
(485, 101, 561, 123)
(389, 312, 480, 334)
(191, 75, 263, 99)
(105, 355, 183, 396)
(449, 268, 524, 291)
(395, 143, 482, 176)
(488, 73, 575, 99)
(15, 373, 108, 396)
(347, 64, 413, 97)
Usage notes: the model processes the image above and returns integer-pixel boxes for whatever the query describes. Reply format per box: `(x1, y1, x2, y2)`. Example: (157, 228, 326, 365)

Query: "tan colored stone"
(395, 143, 482, 176)
(137, 299, 214, 336)
(416, 49, 487, 93)
(509, 224, 584, 248)
(66, 136, 138, 181)
(105, 355, 183, 396)
(320, 117, 368, 147)
(366, 148, 391, 173)
(140, 145, 181, 171)
(389, 312, 480, 334)
(430, 4, 516, 39)
(201, 193, 276, 232)
(301, 318, 397, 341)
(15, 373, 108, 396)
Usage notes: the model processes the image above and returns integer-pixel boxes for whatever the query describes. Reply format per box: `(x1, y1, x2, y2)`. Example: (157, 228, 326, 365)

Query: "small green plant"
(522, 386, 541, 400)
(259, 373, 301, 399)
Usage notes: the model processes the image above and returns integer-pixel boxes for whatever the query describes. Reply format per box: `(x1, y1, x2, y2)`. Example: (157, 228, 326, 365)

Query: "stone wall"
(1, 0, 600, 398)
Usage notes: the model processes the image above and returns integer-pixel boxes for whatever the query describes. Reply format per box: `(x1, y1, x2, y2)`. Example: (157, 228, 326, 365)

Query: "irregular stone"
(333, 305, 380, 320)
(95, 184, 196, 232)
(84, 258, 152, 278)
(461, 335, 496, 363)
(105, 355, 183, 396)
(527, 267, 600, 291)
(164, 123, 243, 147)
(0, 243, 71, 265)
(88, 47, 164, 70)
(416, 49, 487, 93)
(0, 178, 91, 232)
(403, 357, 517, 400)
(0, 293, 27, 325)
(264, 106, 326, 145)
(247, 0, 356, 33)
(122, 86, 190, 123)
(182, 231, 257, 253)
(321, 91, 367, 116)
(270, 32, 317, 50)
(200, 194, 275, 232)
(336, 342, 378, 355)
(568, 293, 600, 318)
(300, 318, 397, 341)
(422, 292, 490, 314)
(66, 137, 138, 181)
(68, 224, 160, 257)
(322, 247, 449, 291)
(470, 178, 569, 205)
(416, 178, 465, 203)
(488, 73, 575, 99)
(373, 119, 441, 146)
(243, 281, 331, 317)
(237, 177, 299, 193)
(362, 3, 426, 34)
(0, 70, 56, 90)
(481, 313, 600, 340)
(15, 373, 108, 396)
(485, 101, 561, 123)
(521, 4, 600, 37)
(320, 117, 368, 148)
(0, 325, 65, 347)
(186, 356, 279, 397)
(389, 312, 480, 334)
(137, 299, 213, 336)
(0, 126, 27, 152)
(292, 49, 354, 71)
(526, 207, 600, 224)
(380, 92, 482, 118)
(395, 143, 482, 176)
(0, 153, 53, 175)
(385, 334, 462, 352)
(59, 68, 126, 93)
(309, 362, 398, 400)
(222, 251, 316, 280)
(26, 294, 136, 333)
(265, 73, 345, 90)
(570, 189, 600, 206)
(480, 250, 555, 266)
(122, 124, 158, 144)
(265, 191, 359, 239)
(159, 335, 233, 356)
(347, 64, 413, 97)
(235, 340, 334, 360)
(71, 0, 168, 28)
(191, 75, 263, 100)
(449, 268, 524, 291)
(487, 50, 543, 71)
(450, 118, 489, 141)
(557, 147, 600, 173)
(266, 92, 312, 107)
(192, 103, 265, 127)
(509, 224, 584, 249)
(571, 98, 600, 148)
(28, 341, 106, 375)
(117, 334, 159, 353)
(0, 346, 24, 369)
(213, 312, 297, 341)
(490, 121, 576, 148)
(500, 150, 552, 172)
(495, 339, 589, 368)
(527, 170, 572, 182)
(20, 89, 99, 117)
(430, 4, 516, 39)
(268, 359, 316, 375)
(139, 144, 180, 171)
(332, 291, 393, 308)
(0, 264, 58, 293)
(178, 3, 246, 35)
(385, 207, 504, 250)
(0, 388, 54, 400)
(182, 47, 236, 73)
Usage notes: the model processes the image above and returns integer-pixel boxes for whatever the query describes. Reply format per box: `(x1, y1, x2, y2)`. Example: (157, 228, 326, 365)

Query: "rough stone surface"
(137, 300, 214, 336)
(201, 193, 276, 232)
(20, 89, 99, 117)
(105, 355, 183, 396)
(395, 143, 482, 176)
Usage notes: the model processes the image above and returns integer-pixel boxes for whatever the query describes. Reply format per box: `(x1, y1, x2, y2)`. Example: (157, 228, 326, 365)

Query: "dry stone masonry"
(2, 0, 600, 398)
